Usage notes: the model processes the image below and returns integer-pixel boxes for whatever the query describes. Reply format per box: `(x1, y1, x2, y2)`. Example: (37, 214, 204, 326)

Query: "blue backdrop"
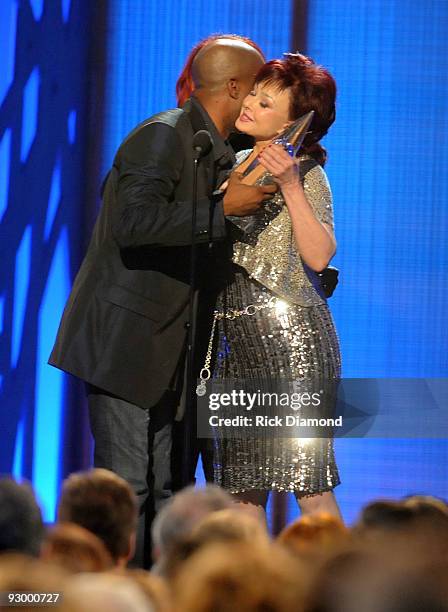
(1, 0, 447, 523)
(304, 0, 448, 523)
(0, 0, 91, 520)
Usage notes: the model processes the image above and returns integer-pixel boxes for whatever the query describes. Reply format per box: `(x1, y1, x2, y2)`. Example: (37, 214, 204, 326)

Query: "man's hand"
(223, 172, 277, 217)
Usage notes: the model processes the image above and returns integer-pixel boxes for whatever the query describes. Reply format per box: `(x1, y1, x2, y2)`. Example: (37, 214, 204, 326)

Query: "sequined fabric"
(212, 150, 340, 494)
(230, 153, 334, 307)
(212, 271, 341, 494)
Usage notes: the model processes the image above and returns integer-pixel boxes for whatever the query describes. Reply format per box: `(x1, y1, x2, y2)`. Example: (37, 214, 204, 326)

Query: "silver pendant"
(196, 382, 207, 397)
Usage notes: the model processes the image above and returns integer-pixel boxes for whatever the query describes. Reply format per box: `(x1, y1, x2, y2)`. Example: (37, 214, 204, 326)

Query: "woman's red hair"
(176, 34, 264, 107)
(255, 53, 336, 166)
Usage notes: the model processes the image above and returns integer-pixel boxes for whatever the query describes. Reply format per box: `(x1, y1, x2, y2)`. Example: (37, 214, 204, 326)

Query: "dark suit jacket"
(49, 98, 233, 409)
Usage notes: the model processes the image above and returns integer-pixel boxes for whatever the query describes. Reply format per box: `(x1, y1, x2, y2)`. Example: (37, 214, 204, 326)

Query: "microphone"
(192, 130, 213, 159)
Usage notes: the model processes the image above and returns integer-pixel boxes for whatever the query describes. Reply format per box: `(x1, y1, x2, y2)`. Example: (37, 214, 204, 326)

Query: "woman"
(207, 53, 342, 517)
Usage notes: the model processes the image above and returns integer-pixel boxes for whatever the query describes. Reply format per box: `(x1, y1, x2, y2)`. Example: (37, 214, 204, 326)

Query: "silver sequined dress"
(212, 153, 341, 495)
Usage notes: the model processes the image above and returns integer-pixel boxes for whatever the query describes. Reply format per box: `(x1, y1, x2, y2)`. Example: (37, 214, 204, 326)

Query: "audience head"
(161, 507, 270, 580)
(278, 512, 349, 559)
(307, 545, 448, 612)
(353, 497, 448, 573)
(151, 484, 233, 563)
(193, 507, 270, 545)
(64, 573, 151, 612)
(41, 522, 113, 573)
(176, 34, 264, 106)
(120, 569, 171, 612)
(403, 494, 448, 518)
(354, 497, 448, 548)
(355, 499, 417, 532)
(0, 477, 44, 556)
(0, 553, 76, 611)
(173, 542, 308, 612)
(57, 468, 137, 566)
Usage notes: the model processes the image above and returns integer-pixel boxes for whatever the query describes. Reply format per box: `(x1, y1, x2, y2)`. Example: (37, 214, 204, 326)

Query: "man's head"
(191, 38, 264, 135)
(0, 478, 44, 556)
(57, 468, 137, 567)
(176, 35, 264, 107)
(151, 484, 233, 565)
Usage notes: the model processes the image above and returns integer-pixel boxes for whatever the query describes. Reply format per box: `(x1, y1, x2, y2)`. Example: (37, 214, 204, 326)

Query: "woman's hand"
(258, 144, 300, 189)
(259, 143, 336, 271)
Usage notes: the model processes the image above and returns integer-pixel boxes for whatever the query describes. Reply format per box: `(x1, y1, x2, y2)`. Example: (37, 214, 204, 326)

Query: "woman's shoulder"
(298, 152, 319, 169)
(298, 155, 329, 183)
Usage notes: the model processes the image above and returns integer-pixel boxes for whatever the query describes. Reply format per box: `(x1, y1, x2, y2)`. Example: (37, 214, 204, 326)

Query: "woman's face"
(235, 81, 292, 141)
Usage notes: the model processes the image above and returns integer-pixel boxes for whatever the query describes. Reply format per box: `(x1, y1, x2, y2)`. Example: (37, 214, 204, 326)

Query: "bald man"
(49, 38, 274, 568)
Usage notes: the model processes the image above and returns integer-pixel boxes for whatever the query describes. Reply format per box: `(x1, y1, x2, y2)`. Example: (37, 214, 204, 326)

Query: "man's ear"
(227, 78, 240, 100)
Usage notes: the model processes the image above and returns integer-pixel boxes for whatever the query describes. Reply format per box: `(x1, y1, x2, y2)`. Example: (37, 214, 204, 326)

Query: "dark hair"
(176, 34, 265, 107)
(57, 469, 137, 562)
(0, 478, 44, 556)
(403, 495, 448, 519)
(254, 53, 336, 166)
(357, 500, 416, 530)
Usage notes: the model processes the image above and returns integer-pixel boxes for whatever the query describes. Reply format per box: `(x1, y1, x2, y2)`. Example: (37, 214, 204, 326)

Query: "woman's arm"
(259, 144, 336, 272)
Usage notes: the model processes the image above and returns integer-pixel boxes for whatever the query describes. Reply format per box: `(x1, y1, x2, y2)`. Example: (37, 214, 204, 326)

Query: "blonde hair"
(277, 512, 349, 557)
(173, 542, 308, 612)
(192, 508, 270, 546)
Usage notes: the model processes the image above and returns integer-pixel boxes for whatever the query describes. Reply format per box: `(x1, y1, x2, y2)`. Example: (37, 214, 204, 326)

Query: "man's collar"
(183, 97, 234, 165)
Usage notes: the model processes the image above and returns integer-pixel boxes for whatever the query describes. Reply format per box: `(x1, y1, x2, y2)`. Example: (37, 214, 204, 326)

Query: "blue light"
(0, 294, 4, 334)
(12, 225, 32, 369)
(34, 227, 70, 521)
(0, 129, 11, 222)
(29, 0, 43, 21)
(61, 0, 71, 23)
(0, 0, 18, 106)
(0, 0, 92, 510)
(44, 158, 61, 240)
(20, 67, 40, 163)
(67, 109, 76, 144)
(12, 414, 25, 479)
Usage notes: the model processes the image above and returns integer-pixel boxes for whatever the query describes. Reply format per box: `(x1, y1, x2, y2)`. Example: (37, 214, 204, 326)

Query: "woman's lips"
(239, 112, 253, 123)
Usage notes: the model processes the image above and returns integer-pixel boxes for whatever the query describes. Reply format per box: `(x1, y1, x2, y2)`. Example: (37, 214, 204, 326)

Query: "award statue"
(226, 110, 315, 236)
(238, 110, 315, 185)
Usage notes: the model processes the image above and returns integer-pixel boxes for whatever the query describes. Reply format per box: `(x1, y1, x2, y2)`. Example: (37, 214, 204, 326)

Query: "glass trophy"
(239, 109, 315, 185)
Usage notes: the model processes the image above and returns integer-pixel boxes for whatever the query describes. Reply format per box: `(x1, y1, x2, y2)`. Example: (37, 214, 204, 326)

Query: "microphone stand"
(182, 133, 211, 486)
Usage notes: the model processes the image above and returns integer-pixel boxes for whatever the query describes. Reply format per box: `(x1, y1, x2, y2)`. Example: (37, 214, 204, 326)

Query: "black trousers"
(86, 385, 214, 568)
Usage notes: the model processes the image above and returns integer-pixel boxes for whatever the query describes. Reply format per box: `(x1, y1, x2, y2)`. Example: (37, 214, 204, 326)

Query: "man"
(49, 38, 275, 567)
